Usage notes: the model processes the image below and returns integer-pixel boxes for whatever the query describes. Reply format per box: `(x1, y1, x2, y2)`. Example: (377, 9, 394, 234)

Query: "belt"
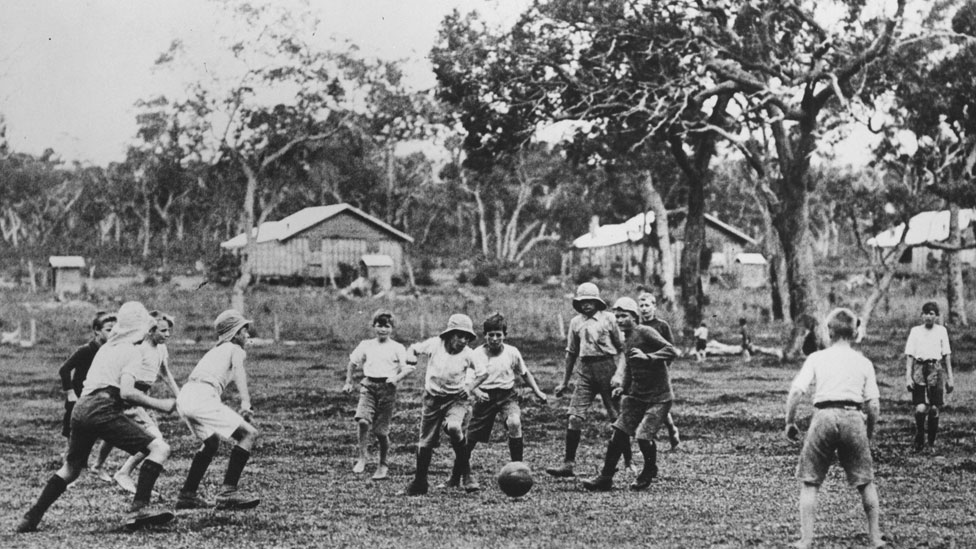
(365, 376, 389, 383)
(580, 355, 613, 363)
(917, 358, 940, 364)
(814, 400, 862, 411)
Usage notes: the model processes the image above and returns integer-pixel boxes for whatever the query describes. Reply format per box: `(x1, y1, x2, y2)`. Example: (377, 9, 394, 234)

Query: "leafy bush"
(334, 262, 359, 288)
(207, 251, 241, 286)
(574, 264, 603, 284)
(471, 270, 491, 286)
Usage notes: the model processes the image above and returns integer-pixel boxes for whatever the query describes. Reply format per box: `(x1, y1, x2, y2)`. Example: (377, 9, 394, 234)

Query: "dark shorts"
(468, 387, 520, 443)
(912, 385, 945, 407)
(355, 378, 397, 436)
(66, 389, 154, 469)
(568, 356, 619, 421)
(613, 397, 671, 440)
(418, 392, 471, 449)
(796, 408, 874, 487)
(61, 400, 75, 438)
(695, 339, 707, 351)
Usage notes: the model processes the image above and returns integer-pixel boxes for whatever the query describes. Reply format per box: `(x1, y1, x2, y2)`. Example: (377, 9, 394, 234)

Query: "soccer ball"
(497, 461, 533, 498)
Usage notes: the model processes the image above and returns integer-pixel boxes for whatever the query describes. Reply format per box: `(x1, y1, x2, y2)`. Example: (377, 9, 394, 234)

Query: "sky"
(0, 0, 530, 165)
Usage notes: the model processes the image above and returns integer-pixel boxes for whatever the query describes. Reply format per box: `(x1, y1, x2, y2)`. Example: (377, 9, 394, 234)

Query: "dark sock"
(222, 446, 251, 489)
(600, 429, 629, 478)
(181, 449, 216, 494)
(414, 447, 433, 483)
(915, 412, 927, 441)
(621, 436, 633, 465)
(450, 436, 470, 475)
(927, 413, 939, 445)
(134, 460, 164, 505)
(27, 475, 68, 521)
(565, 429, 582, 463)
(638, 439, 657, 476)
(509, 437, 524, 462)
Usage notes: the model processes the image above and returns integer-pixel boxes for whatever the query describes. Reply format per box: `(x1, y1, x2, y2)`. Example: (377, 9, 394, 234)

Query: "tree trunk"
(859, 241, 910, 341)
(946, 201, 968, 326)
(642, 172, 676, 309)
(233, 159, 259, 315)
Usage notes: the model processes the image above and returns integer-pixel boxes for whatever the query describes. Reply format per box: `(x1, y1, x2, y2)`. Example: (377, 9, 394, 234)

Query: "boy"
(904, 301, 954, 452)
(547, 282, 630, 478)
(637, 292, 680, 450)
(462, 313, 547, 487)
(785, 308, 884, 549)
(111, 311, 182, 493)
(581, 298, 676, 492)
(175, 309, 260, 511)
(739, 317, 754, 360)
(403, 314, 488, 495)
(341, 309, 413, 480)
(16, 302, 177, 533)
(693, 321, 708, 362)
(58, 311, 116, 440)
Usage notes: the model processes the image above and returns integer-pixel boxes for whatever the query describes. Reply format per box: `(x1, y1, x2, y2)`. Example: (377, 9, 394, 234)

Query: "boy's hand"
(554, 382, 571, 397)
(785, 423, 800, 441)
(906, 381, 914, 392)
(472, 389, 488, 402)
(342, 382, 354, 394)
(64, 390, 77, 403)
(627, 348, 648, 360)
(161, 398, 177, 414)
(611, 387, 623, 399)
(241, 408, 255, 423)
(947, 383, 954, 394)
(534, 390, 549, 404)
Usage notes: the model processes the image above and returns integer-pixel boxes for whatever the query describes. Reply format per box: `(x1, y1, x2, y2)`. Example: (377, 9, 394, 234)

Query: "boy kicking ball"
(785, 308, 885, 549)
(342, 310, 413, 480)
(175, 309, 260, 511)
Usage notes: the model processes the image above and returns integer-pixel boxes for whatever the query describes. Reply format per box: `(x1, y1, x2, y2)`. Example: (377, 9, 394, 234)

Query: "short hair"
(922, 301, 940, 315)
(738, 317, 747, 325)
(483, 313, 507, 335)
(825, 308, 859, 341)
(149, 310, 175, 328)
(637, 291, 656, 304)
(92, 311, 116, 331)
(372, 309, 395, 327)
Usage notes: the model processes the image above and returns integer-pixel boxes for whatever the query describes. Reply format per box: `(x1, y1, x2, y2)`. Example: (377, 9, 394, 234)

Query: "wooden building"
(733, 253, 768, 288)
(49, 256, 85, 294)
(868, 209, 976, 273)
(220, 204, 414, 281)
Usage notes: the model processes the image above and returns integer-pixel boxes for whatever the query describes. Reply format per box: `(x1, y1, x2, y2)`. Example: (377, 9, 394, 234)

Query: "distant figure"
(693, 321, 709, 362)
(738, 318, 754, 361)
(904, 301, 954, 453)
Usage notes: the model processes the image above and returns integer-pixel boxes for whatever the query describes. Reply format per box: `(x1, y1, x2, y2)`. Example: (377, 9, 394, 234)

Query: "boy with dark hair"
(785, 308, 884, 549)
(581, 298, 676, 492)
(342, 309, 412, 480)
(461, 313, 547, 488)
(58, 311, 116, 440)
(403, 314, 488, 495)
(904, 301, 954, 452)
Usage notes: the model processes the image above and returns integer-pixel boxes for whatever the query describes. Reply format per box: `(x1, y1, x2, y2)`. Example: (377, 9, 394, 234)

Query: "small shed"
(734, 253, 768, 288)
(49, 256, 86, 294)
(360, 254, 394, 292)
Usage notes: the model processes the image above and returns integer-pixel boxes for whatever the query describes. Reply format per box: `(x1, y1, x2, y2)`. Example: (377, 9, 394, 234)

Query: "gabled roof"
(49, 256, 85, 268)
(572, 211, 756, 249)
(735, 253, 767, 265)
(867, 209, 976, 248)
(221, 204, 414, 249)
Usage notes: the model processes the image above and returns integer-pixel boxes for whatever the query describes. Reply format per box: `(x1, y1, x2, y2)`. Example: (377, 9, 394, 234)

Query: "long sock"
(222, 446, 251, 489)
(564, 429, 582, 463)
(509, 437, 524, 462)
(621, 436, 633, 465)
(464, 439, 478, 475)
(928, 412, 940, 445)
(638, 439, 657, 477)
(450, 436, 470, 475)
(134, 460, 163, 505)
(415, 447, 433, 483)
(26, 475, 68, 521)
(600, 429, 629, 478)
(181, 449, 216, 494)
(915, 412, 927, 442)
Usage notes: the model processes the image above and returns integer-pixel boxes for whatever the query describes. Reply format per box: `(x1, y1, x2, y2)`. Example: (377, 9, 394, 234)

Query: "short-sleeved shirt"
(904, 324, 951, 361)
(59, 340, 101, 396)
(472, 344, 528, 390)
(411, 336, 485, 396)
(80, 342, 144, 397)
(790, 344, 880, 404)
(131, 342, 169, 385)
(565, 311, 624, 357)
(694, 326, 708, 341)
(187, 342, 247, 394)
(349, 338, 407, 379)
(621, 325, 676, 402)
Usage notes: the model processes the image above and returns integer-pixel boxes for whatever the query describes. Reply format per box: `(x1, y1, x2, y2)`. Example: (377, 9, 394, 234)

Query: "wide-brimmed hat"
(439, 313, 477, 339)
(215, 309, 252, 345)
(572, 282, 607, 313)
(612, 297, 640, 320)
(107, 301, 154, 345)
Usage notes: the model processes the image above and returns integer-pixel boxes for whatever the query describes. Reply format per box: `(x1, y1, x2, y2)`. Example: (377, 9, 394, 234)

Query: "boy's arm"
(521, 369, 548, 402)
(58, 348, 84, 401)
(342, 361, 357, 393)
(784, 387, 804, 441)
(465, 371, 489, 398)
(231, 353, 252, 414)
(159, 360, 181, 397)
(905, 356, 915, 391)
(390, 347, 416, 384)
(944, 353, 954, 393)
(864, 398, 880, 440)
(120, 373, 177, 414)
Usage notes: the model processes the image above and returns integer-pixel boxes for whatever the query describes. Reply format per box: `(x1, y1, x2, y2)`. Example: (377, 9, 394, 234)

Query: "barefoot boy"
(403, 314, 488, 495)
(785, 308, 884, 549)
(342, 309, 412, 480)
(904, 301, 954, 452)
(175, 309, 260, 511)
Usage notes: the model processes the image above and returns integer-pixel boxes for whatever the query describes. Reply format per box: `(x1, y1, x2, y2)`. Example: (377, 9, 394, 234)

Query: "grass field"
(3, 310, 976, 548)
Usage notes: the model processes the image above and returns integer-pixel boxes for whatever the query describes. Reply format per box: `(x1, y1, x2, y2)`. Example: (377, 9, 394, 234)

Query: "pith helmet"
(572, 282, 607, 313)
(612, 297, 640, 320)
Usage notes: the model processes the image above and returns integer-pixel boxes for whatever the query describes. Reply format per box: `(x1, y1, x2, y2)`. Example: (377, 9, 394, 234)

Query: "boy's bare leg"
(372, 434, 390, 480)
(114, 452, 146, 493)
(92, 441, 113, 482)
(666, 414, 680, 450)
(792, 483, 818, 549)
(354, 421, 369, 473)
(858, 482, 884, 547)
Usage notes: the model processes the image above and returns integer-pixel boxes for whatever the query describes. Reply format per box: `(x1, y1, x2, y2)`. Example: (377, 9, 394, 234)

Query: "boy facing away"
(403, 314, 488, 496)
(174, 309, 260, 511)
(463, 313, 548, 485)
(342, 309, 413, 480)
(785, 308, 884, 549)
(904, 301, 954, 452)
(582, 298, 677, 492)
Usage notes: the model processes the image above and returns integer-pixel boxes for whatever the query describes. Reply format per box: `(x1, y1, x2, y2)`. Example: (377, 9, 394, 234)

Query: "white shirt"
(904, 324, 951, 361)
(790, 344, 880, 404)
(410, 336, 485, 396)
(187, 343, 246, 394)
(81, 342, 143, 396)
(131, 341, 169, 384)
(472, 344, 527, 390)
(349, 338, 407, 379)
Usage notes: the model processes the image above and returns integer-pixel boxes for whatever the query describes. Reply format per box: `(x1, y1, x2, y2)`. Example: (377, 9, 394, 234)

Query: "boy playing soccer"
(58, 311, 116, 440)
(785, 308, 885, 549)
(581, 298, 676, 491)
(175, 309, 260, 511)
(637, 292, 680, 450)
(462, 313, 548, 486)
(904, 301, 954, 452)
(547, 282, 630, 478)
(342, 309, 413, 480)
(403, 314, 488, 495)
(16, 302, 177, 533)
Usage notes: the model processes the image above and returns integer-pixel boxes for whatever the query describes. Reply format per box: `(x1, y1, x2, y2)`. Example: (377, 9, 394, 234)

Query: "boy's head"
(91, 311, 117, 344)
(483, 312, 507, 352)
(215, 309, 252, 347)
(637, 292, 656, 320)
(440, 313, 476, 354)
(573, 282, 607, 315)
(371, 309, 395, 340)
(825, 307, 859, 342)
(921, 301, 939, 327)
(612, 297, 640, 330)
(111, 301, 155, 345)
(148, 310, 174, 345)
(738, 317, 747, 326)
(700, 321, 707, 327)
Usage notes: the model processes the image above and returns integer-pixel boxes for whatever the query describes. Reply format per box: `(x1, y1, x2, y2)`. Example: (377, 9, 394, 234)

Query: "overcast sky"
(0, 0, 529, 165)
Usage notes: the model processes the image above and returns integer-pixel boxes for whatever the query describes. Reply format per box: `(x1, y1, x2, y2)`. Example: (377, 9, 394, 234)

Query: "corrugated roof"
(220, 204, 414, 249)
(572, 211, 757, 249)
(49, 256, 86, 268)
(868, 209, 976, 248)
(361, 254, 394, 267)
(735, 253, 767, 265)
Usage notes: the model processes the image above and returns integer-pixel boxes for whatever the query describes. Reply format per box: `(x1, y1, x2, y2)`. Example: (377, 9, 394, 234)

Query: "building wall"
(52, 268, 84, 293)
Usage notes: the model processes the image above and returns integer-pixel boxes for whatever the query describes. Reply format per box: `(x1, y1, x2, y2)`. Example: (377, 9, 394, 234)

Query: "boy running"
(581, 298, 676, 491)
(16, 302, 177, 533)
(342, 309, 413, 480)
(904, 301, 954, 452)
(403, 314, 488, 496)
(637, 292, 680, 450)
(785, 308, 884, 549)
(463, 313, 547, 486)
(175, 309, 260, 511)
(57, 311, 116, 440)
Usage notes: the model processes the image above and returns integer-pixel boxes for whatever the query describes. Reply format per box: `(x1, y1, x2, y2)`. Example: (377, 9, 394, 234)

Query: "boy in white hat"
(16, 302, 177, 533)
(547, 282, 629, 478)
(403, 314, 488, 496)
(174, 309, 260, 511)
